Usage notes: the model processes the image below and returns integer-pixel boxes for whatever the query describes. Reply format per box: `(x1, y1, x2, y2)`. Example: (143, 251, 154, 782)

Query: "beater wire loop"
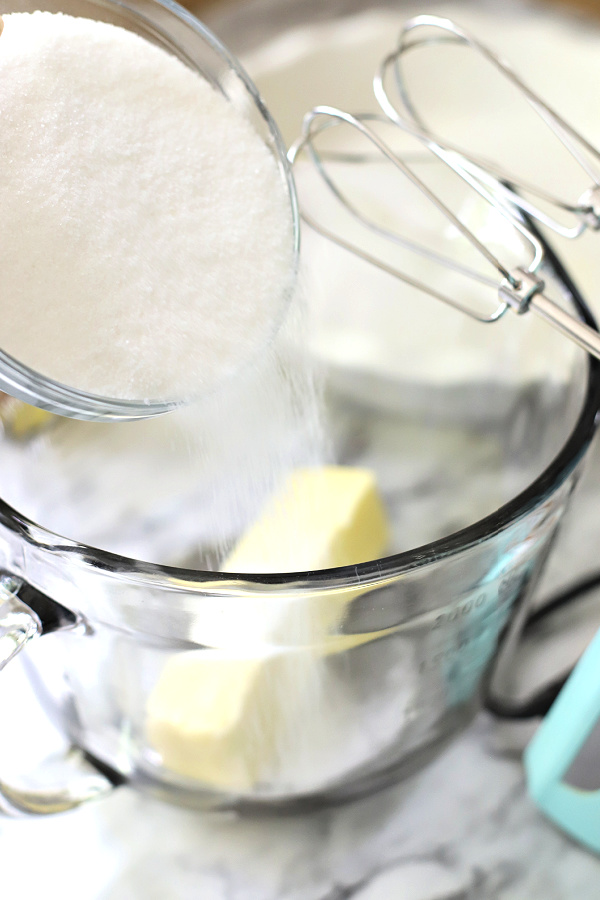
(375, 14, 600, 239)
(289, 107, 529, 323)
(289, 18, 600, 362)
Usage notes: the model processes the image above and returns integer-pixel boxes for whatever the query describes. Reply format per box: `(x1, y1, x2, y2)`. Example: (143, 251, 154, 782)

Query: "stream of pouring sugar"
(0, 280, 329, 569)
(0, 10, 330, 566)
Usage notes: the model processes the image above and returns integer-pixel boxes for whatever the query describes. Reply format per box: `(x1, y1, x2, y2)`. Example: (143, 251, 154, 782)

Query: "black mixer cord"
(484, 569, 600, 719)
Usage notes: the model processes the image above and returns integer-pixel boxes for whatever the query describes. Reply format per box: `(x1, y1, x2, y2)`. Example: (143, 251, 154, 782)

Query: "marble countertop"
(3, 1, 600, 897)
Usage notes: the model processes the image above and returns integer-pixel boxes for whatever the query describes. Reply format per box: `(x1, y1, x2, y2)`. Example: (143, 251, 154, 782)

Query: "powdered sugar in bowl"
(0, 3, 298, 421)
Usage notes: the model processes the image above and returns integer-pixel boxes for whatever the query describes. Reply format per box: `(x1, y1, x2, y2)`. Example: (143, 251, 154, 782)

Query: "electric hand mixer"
(288, 14, 600, 363)
(289, 12, 600, 855)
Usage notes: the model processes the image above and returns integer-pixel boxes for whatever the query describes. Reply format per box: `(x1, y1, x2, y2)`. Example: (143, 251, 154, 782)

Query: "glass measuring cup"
(1, 233, 599, 814)
(0, 0, 298, 422)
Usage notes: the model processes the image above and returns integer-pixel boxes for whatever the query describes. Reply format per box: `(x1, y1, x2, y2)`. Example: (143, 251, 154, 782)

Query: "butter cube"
(0, 395, 54, 439)
(146, 466, 389, 790)
(146, 648, 324, 790)
(222, 466, 389, 574)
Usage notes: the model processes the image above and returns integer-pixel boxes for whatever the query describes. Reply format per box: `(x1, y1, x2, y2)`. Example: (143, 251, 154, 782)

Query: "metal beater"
(288, 14, 600, 361)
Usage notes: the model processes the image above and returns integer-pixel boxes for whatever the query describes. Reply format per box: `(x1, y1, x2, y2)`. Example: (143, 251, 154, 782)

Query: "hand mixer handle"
(529, 293, 600, 362)
(524, 626, 600, 852)
(499, 267, 600, 362)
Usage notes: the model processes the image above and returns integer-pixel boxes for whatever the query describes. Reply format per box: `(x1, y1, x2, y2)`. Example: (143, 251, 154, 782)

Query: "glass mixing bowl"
(0, 0, 599, 817)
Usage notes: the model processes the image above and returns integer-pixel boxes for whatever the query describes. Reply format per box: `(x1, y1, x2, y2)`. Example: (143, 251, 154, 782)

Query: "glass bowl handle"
(0, 571, 116, 815)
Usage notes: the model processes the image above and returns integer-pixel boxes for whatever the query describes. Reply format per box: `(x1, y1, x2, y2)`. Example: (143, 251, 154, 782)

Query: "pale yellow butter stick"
(146, 466, 390, 790)
(222, 466, 389, 574)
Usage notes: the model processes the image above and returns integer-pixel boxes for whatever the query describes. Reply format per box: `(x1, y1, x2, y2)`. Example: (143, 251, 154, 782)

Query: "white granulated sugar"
(0, 12, 293, 400)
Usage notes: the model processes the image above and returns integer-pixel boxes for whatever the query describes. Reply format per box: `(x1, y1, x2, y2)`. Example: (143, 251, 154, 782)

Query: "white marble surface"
(2, 636, 600, 899)
(3, 1, 600, 897)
